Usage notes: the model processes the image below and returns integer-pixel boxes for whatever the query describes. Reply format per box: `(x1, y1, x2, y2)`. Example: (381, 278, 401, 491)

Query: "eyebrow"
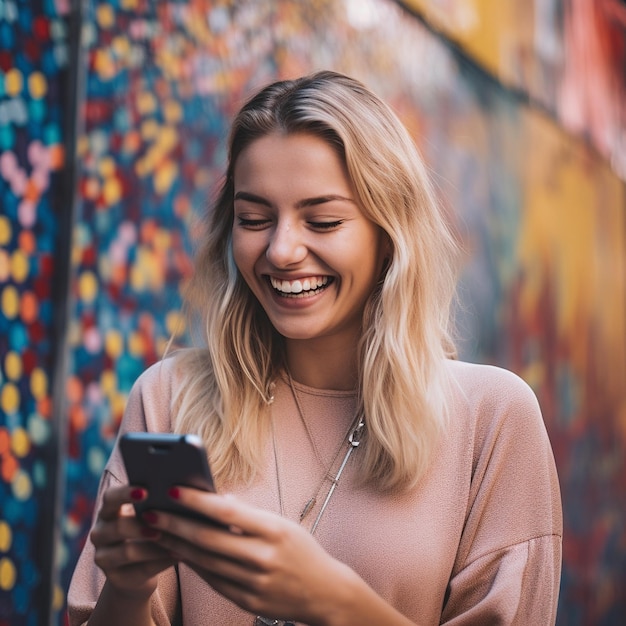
(233, 191, 355, 208)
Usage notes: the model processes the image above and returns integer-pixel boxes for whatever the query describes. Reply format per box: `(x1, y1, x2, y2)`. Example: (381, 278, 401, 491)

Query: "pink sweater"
(67, 356, 562, 625)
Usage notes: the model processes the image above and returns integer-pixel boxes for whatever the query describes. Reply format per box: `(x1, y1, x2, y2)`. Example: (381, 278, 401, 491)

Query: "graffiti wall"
(0, 0, 73, 623)
(0, 1, 623, 624)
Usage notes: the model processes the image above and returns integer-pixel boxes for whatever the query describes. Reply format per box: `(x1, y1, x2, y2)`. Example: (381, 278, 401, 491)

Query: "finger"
(168, 488, 288, 538)
(94, 539, 174, 573)
(99, 485, 147, 521)
(90, 514, 158, 548)
(143, 509, 259, 565)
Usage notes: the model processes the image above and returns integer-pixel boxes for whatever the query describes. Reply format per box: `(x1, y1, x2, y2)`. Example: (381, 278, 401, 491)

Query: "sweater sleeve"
(441, 366, 562, 624)
(66, 359, 182, 626)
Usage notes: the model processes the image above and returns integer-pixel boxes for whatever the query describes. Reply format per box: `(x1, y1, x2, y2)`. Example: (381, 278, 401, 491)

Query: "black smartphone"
(120, 432, 218, 522)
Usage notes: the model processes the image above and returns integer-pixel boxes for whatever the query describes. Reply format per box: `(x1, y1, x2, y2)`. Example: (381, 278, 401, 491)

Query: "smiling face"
(231, 132, 388, 352)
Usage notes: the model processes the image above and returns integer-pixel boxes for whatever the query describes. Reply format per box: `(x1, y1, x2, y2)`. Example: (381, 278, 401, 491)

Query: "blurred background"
(0, 0, 624, 624)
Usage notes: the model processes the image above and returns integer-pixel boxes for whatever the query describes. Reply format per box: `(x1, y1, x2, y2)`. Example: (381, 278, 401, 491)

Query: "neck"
(285, 336, 359, 390)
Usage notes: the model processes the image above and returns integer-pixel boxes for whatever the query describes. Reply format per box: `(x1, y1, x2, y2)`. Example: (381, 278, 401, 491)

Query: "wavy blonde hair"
(172, 70, 458, 491)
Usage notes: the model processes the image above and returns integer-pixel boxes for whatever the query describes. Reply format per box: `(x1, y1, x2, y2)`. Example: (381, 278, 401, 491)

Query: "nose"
(265, 220, 307, 267)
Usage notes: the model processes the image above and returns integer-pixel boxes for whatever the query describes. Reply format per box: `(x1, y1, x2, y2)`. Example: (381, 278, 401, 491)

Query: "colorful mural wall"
(0, 1, 623, 625)
(0, 0, 74, 623)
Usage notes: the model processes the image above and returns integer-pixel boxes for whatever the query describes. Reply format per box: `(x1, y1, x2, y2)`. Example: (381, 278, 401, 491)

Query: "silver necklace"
(254, 378, 365, 626)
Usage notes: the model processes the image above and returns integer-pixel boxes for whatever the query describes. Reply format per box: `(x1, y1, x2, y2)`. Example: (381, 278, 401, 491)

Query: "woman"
(68, 71, 562, 625)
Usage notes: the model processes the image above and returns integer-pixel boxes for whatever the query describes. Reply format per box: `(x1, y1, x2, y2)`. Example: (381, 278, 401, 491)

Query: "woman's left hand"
(140, 487, 357, 625)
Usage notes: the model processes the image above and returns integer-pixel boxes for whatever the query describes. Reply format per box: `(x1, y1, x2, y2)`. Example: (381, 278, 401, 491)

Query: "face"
(231, 132, 388, 349)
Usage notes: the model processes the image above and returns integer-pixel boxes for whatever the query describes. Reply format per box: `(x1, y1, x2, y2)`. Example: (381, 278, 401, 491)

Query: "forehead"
(235, 133, 347, 178)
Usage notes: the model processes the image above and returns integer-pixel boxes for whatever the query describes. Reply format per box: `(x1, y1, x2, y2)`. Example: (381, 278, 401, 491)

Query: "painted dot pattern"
(0, 0, 70, 623)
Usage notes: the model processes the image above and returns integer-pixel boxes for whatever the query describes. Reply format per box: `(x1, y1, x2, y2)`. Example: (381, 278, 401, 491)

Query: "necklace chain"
(258, 375, 364, 626)
(286, 370, 359, 523)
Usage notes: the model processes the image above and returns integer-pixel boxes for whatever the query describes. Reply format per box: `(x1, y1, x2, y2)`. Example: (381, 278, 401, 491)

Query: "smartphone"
(120, 432, 218, 522)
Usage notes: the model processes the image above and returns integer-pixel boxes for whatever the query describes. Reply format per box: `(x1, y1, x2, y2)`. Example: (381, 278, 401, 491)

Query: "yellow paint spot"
(105, 330, 124, 359)
(30, 367, 48, 400)
(5, 69, 23, 96)
(0, 558, 16, 590)
(128, 332, 145, 357)
(12, 470, 33, 500)
(136, 91, 157, 115)
(0, 521, 11, 552)
(10, 250, 29, 283)
(52, 583, 65, 610)
(156, 126, 177, 153)
(1, 286, 19, 319)
(94, 49, 115, 80)
(103, 177, 122, 206)
(112, 35, 130, 59)
(98, 156, 116, 178)
(166, 310, 185, 337)
(78, 271, 98, 304)
(0, 216, 11, 246)
(163, 100, 182, 124)
(11, 427, 30, 458)
(4, 352, 21, 380)
(140, 118, 159, 141)
(0, 383, 19, 414)
(28, 71, 47, 99)
(130, 263, 147, 291)
(100, 370, 117, 396)
(96, 3, 115, 29)
(110, 392, 127, 419)
(154, 160, 178, 195)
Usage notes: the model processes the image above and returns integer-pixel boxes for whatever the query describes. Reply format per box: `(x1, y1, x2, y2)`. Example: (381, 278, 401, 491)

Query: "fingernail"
(168, 487, 180, 500)
(141, 527, 159, 538)
(130, 488, 146, 501)
(142, 511, 159, 524)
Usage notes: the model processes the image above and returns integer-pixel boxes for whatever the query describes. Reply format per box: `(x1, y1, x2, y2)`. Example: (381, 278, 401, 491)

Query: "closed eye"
(309, 220, 343, 230)
(237, 217, 271, 229)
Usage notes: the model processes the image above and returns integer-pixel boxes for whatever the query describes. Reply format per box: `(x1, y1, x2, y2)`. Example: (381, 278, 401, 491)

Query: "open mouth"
(268, 275, 333, 298)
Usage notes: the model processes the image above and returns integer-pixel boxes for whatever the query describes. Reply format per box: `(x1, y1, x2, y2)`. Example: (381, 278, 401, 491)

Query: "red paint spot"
(29, 320, 46, 342)
(33, 16, 50, 40)
(23, 37, 42, 63)
(22, 349, 38, 374)
(34, 276, 51, 298)
(0, 51, 13, 72)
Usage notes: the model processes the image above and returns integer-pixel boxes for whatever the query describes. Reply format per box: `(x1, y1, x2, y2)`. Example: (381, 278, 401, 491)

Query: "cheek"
(231, 235, 252, 272)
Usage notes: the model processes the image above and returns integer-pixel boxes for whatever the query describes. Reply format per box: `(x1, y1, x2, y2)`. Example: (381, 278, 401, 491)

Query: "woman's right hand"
(89, 485, 176, 600)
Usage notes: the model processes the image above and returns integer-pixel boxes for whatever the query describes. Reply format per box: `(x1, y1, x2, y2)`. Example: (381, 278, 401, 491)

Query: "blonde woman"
(68, 71, 562, 625)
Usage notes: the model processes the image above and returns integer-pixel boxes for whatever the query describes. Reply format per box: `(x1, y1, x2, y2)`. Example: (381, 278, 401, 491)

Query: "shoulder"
(444, 359, 541, 420)
(129, 348, 201, 395)
(121, 349, 199, 433)
(442, 359, 549, 463)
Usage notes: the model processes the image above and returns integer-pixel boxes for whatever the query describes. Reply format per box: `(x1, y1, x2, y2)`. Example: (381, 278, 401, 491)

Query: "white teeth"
(270, 276, 329, 295)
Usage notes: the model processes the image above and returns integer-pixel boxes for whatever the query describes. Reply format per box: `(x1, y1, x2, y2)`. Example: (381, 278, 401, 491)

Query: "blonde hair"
(173, 71, 458, 491)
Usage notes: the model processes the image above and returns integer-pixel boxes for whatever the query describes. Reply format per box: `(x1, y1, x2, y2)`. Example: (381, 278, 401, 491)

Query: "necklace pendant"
(299, 497, 316, 521)
(254, 618, 296, 626)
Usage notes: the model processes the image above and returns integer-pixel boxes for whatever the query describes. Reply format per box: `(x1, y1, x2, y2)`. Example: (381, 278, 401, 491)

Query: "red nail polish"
(130, 488, 145, 501)
(168, 487, 180, 499)
(142, 511, 158, 524)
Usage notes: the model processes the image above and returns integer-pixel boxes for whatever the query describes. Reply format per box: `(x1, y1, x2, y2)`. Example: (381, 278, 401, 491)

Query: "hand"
(143, 488, 356, 624)
(90, 485, 177, 600)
